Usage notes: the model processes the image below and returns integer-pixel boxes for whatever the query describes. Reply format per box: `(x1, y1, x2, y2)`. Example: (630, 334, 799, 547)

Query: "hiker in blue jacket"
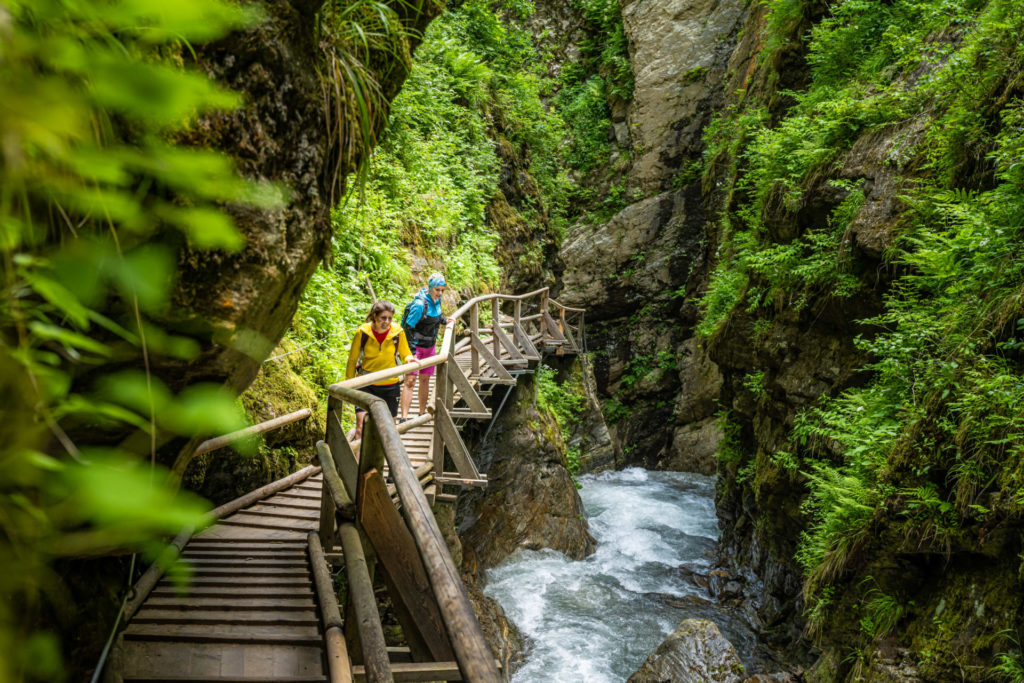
(399, 273, 452, 422)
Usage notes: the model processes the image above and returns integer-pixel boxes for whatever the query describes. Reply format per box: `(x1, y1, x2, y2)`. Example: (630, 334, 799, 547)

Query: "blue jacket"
(405, 288, 443, 327)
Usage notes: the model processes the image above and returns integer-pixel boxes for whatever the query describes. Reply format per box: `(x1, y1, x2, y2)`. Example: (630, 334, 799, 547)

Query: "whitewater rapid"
(483, 468, 754, 682)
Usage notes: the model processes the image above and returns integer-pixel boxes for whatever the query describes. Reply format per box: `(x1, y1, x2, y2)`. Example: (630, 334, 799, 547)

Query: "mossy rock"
(183, 340, 324, 504)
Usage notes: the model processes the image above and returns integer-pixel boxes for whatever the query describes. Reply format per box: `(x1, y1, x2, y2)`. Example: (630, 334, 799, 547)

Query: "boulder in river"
(628, 619, 746, 683)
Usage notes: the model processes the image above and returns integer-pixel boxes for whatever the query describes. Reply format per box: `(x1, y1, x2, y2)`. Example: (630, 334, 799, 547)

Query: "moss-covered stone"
(182, 340, 324, 504)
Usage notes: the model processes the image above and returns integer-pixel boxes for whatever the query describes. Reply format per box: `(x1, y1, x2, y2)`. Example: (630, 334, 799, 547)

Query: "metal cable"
(89, 552, 137, 683)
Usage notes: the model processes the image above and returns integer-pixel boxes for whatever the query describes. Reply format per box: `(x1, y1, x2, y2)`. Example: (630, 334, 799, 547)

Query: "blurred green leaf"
(158, 205, 245, 250)
(21, 273, 92, 329)
(112, 245, 175, 309)
(95, 370, 172, 416)
(27, 322, 110, 357)
(17, 632, 64, 681)
(162, 384, 248, 436)
(65, 451, 210, 531)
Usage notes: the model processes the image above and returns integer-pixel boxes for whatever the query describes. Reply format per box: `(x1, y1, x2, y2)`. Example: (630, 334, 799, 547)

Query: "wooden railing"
(316, 287, 584, 682)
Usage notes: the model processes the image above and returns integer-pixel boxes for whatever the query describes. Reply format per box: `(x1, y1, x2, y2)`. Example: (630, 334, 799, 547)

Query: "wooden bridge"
(104, 288, 584, 683)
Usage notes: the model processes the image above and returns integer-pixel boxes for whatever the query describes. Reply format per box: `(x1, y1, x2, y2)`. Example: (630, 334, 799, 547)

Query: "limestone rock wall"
(558, 0, 747, 471)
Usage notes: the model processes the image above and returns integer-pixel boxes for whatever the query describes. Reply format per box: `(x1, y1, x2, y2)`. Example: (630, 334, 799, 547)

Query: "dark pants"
(354, 382, 401, 417)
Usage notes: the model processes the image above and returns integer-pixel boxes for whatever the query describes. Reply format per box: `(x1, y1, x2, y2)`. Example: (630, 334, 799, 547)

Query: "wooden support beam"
(434, 405, 482, 482)
(492, 319, 526, 364)
(446, 357, 488, 415)
(469, 334, 514, 381)
(353, 661, 460, 682)
(542, 311, 566, 342)
(492, 298, 501, 359)
(359, 469, 456, 663)
(469, 303, 480, 377)
(434, 476, 488, 488)
(327, 398, 358, 500)
(513, 321, 540, 361)
(339, 523, 393, 683)
(431, 362, 448, 480)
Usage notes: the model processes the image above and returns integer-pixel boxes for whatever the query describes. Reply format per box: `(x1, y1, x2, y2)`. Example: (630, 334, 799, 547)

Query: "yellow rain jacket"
(346, 322, 413, 386)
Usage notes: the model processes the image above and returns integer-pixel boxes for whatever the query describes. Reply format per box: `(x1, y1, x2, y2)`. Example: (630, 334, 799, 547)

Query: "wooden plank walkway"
(115, 343, 521, 681)
(113, 294, 585, 682)
(119, 472, 327, 682)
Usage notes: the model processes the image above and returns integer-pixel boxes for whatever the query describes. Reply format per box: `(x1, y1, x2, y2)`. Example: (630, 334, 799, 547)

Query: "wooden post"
(514, 298, 522, 328)
(339, 523, 393, 683)
(470, 302, 480, 377)
(323, 398, 350, 547)
(492, 298, 501, 358)
(538, 289, 548, 331)
(357, 410, 387, 506)
(432, 361, 448, 480)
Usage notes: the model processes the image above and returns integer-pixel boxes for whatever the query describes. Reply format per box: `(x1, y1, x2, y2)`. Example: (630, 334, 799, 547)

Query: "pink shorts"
(412, 345, 436, 375)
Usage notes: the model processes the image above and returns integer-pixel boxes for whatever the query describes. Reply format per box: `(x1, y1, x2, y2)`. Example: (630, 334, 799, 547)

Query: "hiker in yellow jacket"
(346, 300, 415, 440)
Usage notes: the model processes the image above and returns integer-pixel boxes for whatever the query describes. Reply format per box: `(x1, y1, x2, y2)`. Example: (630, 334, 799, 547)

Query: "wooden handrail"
(196, 408, 312, 455)
(309, 531, 354, 683)
(172, 407, 314, 477)
(549, 298, 586, 313)
(331, 387, 501, 683)
(330, 287, 551, 397)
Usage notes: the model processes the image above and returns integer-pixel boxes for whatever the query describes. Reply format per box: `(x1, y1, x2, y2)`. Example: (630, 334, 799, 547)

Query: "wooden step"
(125, 677, 326, 682)
(218, 516, 318, 532)
(123, 623, 322, 646)
(186, 538, 307, 549)
(121, 640, 325, 680)
(133, 609, 319, 626)
(143, 597, 315, 611)
(179, 558, 309, 569)
(159, 576, 310, 588)
(151, 587, 315, 599)
(185, 566, 311, 578)
(233, 507, 320, 522)
(180, 552, 307, 565)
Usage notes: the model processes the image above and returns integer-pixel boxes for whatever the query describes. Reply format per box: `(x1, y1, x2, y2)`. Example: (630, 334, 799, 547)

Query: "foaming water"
(484, 468, 753, 682)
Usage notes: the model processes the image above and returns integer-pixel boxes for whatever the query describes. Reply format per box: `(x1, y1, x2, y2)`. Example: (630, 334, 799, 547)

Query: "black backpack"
(400, 297, 428, 345)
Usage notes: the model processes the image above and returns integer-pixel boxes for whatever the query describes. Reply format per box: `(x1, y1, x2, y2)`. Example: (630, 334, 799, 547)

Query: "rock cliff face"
(132, 0, 442, 473)
(558, 0, 745, 473)
(558, 0, 1024, 678)
(458, 374, 596, 571)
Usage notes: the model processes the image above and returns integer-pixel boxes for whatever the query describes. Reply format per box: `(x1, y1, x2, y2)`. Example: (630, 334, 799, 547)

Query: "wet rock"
(868, 646, 921, 682)
(627, 619, 747, 683)
(459, 374, 596, 570)
(663, 416, 721, 475)
(561, 357, 619, 474)
(673, 565, 711, 591)
(708, 569, 747, 602)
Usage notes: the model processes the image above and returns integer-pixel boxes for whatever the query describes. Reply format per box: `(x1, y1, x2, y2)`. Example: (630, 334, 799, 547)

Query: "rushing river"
(484, 468, 759, 682)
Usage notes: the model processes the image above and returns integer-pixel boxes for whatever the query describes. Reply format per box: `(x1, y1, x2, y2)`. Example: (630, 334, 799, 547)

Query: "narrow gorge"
(4, 0, 1024, 681)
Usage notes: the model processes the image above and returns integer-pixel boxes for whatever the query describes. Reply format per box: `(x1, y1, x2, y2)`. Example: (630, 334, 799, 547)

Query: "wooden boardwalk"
(118, 473, 326, 681)
(109, 290, 584, 683)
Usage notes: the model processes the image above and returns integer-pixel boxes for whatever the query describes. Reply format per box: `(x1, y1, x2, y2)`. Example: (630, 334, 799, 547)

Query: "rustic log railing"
(316, 287, 583, 682)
